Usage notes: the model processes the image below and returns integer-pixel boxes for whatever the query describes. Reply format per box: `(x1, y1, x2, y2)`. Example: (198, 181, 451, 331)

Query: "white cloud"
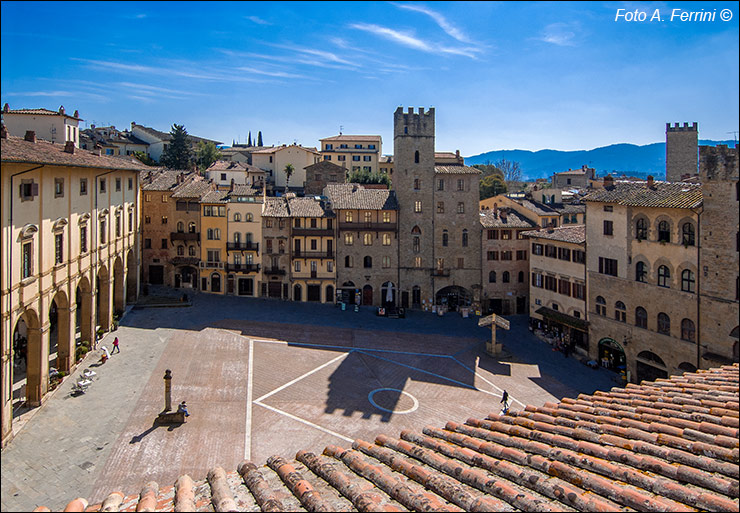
(350, 23, 481, 59)
(539, 23, 578, 47)
(394, 3, 473, 44)
(245, 15, 271, 25)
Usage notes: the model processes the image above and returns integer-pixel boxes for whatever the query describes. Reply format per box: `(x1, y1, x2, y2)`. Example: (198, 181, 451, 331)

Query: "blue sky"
(1, 1, 738, 156)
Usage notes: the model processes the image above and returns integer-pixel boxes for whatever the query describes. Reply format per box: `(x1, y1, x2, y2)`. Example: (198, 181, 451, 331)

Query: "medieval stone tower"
(698, 144, 739, 363)
(393, 106, 482, 311)
(666, 122, 698, 182)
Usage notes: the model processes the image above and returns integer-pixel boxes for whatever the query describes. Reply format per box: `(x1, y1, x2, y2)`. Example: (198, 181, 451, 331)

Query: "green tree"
(479, 173, 507, 200)
(132, 151, 157, 166)
(196, 141, 222, 173)
(160, 124, 193, 170)
(257, 131, 263, 146)
(284, 163, 295, 190)
(348, 170, 391, 187)
(247, 132, 252, 146)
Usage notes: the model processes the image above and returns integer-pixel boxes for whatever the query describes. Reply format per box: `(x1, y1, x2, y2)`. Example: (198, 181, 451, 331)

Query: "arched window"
(234, 213, 241, 222)
(177, 221, 184, 233)
(414, 150, 419, 164)
(412, 286, 421, 306)
(681, 318, 695, 341)
(246, 213, 253, 222)
(615, 301, 626, 322)
(364, 256, 372, 268)
(489, 271, 496, 283)
(635, 261, 647, 282)
(442, 230, 448, 247)
(412, 227, 421, 253)
(657, 312, 671, 335)
(502, 271, 510, 283)
(207, 228, 214, 240)
(635, 218, 647, 240)
(293, 284, 302, 301)
(596, 296, 606, 316)
(363, 233, 372, 246)
(518, 271, 524, 283)
(681, 223, 695, 246)
(658, 221, 670, 243)
(462, 229, 468, 247)
(188, 246, 196, 256)
(681, 269, 695, 293)
(177, 245, 184, 256)
(188, 222, 196, 234)
(658, 265, 670, 287)
(635, 306, 647, 328)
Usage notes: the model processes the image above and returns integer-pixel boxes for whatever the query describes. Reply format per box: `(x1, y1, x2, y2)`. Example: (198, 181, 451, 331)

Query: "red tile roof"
(37, 364, 740, 512)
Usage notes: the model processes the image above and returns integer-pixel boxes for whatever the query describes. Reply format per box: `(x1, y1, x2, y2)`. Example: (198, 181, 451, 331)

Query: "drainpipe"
(695, 205, 703, 370)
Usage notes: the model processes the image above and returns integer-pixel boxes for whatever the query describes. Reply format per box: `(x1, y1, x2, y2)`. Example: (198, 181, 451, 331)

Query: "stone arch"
(677, 216, 696, 246)
(97, 265, 111, 331)
(633, 214, 650, 240)
(113, 256, 125, 314)
(293, 283, 302, 302)
(654, 258, 673, 288)
(76, 276, 93, 345)
(126, 249, 137, 303)
(636, 350, 668, 383)
(677, 362, 697, 373)
(362, 284, 373, 305)
(654, 215, 673, 243)
(17, 308, 45, 406)
(49, 290, 73, 373)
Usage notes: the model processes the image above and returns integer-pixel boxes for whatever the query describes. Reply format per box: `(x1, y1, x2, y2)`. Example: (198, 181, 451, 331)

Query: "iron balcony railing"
(225, 263, 261, 273)
(292, 250, 335, 259)
(226, 242, 260, 252)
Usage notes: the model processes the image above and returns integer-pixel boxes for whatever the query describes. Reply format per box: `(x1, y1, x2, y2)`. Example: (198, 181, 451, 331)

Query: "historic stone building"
(552, 165, 595, 189)
(480, 207, 537, 315)
(584, 175, 704, 382)
(1, 127, 144, 446)
(481, 194, 560, 229)
(261, 197, 290, 300)
(199, 187, 229, 294)
(666, 122, 698, 182)
(141, 171, 210, 289)
(698, 144, 739, 366)
(392, 107, 482, 312)
(288, 196, 336, 303)
(224, 185, 263, 297)
(304, 160, 346, 196)
(526, 225, 589, 356)
(319, 135, 382, 175)
(325, 183, 399, 307)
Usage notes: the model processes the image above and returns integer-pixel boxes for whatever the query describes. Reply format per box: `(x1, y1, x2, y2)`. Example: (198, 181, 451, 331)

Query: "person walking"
(111, 337, 120, 354)
(500, 390, 509, 414)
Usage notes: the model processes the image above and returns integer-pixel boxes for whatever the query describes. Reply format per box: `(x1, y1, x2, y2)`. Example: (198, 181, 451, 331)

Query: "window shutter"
(32, 183, 39, 196)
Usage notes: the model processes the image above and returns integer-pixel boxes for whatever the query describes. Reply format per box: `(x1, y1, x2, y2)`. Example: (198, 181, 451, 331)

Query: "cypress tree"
(257, 131, 263, 146)
(160, 124, 193, 169)
(247, 131, 252, 146)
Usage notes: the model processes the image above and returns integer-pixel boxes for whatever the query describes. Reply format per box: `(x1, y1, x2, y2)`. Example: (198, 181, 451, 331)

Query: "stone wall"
(666, 122, 698, 182)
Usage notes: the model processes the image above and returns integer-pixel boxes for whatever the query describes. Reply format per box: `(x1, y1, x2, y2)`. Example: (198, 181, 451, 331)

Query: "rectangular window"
(327, 261, 334, 272)
(457, 257, 464, 268)
(558, 247, 571, 261)
(532, 272, 543, 288)
(598, 257, 618, 276)
(516, 250, 527, 260)
(501, 251, 512, 261)
(382, 212, 391, 223)
(22, 242, 33, 278)
(207, 249, 221, 263)
(100, 219, 107, 244)
(545, 245, 557, 258)
(558, 279, 571, 296)
(382, 256, 391, 268)
(572, 250, 586, 264)
(294, 261, 301, 272)
(116, 214, 121, 237)
(604, 205, 613, 212)
(162, 194, 168, 203)
(572, 282, 586, 300)
(414, 256, 422, 268)
(363, 156, 371, 161)
(128, 178, 133, 190)
(145, 215, 151, 224)
(80, 178, 88, 195)
(545, 275, 557, 291)
(437, 202, 445, 214)
(457, 179, 464, 191)
(128, 211, 134, 232)
(325, 144, 333, 150)
(501, 230, 511, 240)
(603, 220, 613, 236)
(99, 178, 106, 193)
(162, 216, 168, 225)
(80, 225, 87, 253)
(437, 179, 445, 191)
(144, 238, 151, 249)
(55, 233, 63, 264)
(116, 178, 121, 192)
(352, 155, 360, 161)
(488, 230, 498, 240)
(488, 251, 499, 260)
(161, 239, 168, 249)
(55, 178, 64, 198)
(532, 243, 543, 255)
(457, 202, 465, 214)
(20, 179, 38, 201)
(145, 194, 151, 202)
(414, 201, 422, 213)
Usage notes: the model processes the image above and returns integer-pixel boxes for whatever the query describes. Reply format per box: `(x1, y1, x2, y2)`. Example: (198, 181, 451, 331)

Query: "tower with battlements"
(665, 122, 698, 182)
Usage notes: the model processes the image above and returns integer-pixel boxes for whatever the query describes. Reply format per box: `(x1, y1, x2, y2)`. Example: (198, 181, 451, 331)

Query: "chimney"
(73, 110, 80, 119)
(603, 175, 614, 188)
(59, 105, 65, 115)
(647, 175, 654, 188)
(500, 209, 507, 221)
(64, 141, 75, 154)
(0, 124, 7, 139)
(230, 178, 235, 192)
(24, 130, 37, 143)
(493, 203, 498, 217)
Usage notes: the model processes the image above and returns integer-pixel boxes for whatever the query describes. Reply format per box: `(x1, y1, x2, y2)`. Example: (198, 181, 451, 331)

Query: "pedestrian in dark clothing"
(111, 337, 120, 354)
(500, 390, 509, 414)
(178, 401, 190, 417)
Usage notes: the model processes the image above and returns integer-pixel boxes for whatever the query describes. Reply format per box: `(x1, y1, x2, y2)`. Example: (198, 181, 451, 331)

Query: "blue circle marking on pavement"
(367, 388, 419, 414)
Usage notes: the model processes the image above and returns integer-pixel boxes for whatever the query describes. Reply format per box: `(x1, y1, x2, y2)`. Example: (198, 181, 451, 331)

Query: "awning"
(534, 306, 589, 332)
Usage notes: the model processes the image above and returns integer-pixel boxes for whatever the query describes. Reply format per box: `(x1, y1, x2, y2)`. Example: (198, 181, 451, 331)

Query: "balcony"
(431, 269, 450, 277)
(293, 250, 335, 259)
(170, 257, 200, 266)
(263, 267, 287, 276)
(339, 222, 396, 232)
(225, 263, 260, 273)
(226, 242, 260, 252)
(171, 231, 199, 241)
(292, 227, 334, 237)
(200, 261, 223, 269)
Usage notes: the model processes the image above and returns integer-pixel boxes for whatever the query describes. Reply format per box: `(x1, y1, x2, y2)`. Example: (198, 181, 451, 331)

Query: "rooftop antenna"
(339, 125, 343, 135)
(727, 131, 738, 145)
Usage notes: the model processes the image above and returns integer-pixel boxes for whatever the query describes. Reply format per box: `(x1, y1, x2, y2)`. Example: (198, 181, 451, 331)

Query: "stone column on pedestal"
(163, 369, 172, 412)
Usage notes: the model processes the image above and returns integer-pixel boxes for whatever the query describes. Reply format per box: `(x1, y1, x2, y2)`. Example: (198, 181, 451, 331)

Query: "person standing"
(111, 337, 120, 354)
(500, 390, 509, 414)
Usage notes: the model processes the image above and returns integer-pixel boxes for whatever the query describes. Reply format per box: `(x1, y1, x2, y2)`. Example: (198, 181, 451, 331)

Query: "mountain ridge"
(465, 140, 736, 180)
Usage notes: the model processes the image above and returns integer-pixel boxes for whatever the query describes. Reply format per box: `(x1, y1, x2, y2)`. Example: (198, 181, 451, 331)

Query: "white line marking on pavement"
(254, 352, 349, 403)
(253, 401, 354, 443)
(252, 338, 450, 358)
(354, 351, 498, 396)
(451, 357, 526, 407)
(245, 337, 254, 460)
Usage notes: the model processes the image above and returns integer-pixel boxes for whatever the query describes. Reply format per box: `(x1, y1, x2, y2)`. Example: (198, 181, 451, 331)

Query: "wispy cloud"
(3, 90, 108, 101)
(117, 82, 204, 99)
(539, 23, 578, 47)
(349, 23, 481, 59)
(245, 15, 271, 25)
(394, 3, 473, 44)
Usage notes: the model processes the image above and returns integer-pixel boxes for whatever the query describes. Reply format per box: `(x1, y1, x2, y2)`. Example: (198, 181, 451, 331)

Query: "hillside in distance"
(465, 140, 736, 180)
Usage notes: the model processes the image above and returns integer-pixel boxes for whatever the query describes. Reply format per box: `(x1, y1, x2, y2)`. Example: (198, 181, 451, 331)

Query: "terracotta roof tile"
(434, 164, 480, 175)
(523, 225, 586, 244)
(41, 364, 739, 512)
(324, 183, 398, 210)
(262, 197, 290, 217)
(287, 197, 335, 218)
(479, 209, 537, 229)
(584, 181, 702, 209)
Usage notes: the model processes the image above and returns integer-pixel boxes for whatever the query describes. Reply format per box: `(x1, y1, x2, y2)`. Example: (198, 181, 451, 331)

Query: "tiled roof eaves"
(523, 225, 586, 244)
(583, 182, 703, 209)
(434, 165, 480, 175)
(45, 364, 740, 512)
